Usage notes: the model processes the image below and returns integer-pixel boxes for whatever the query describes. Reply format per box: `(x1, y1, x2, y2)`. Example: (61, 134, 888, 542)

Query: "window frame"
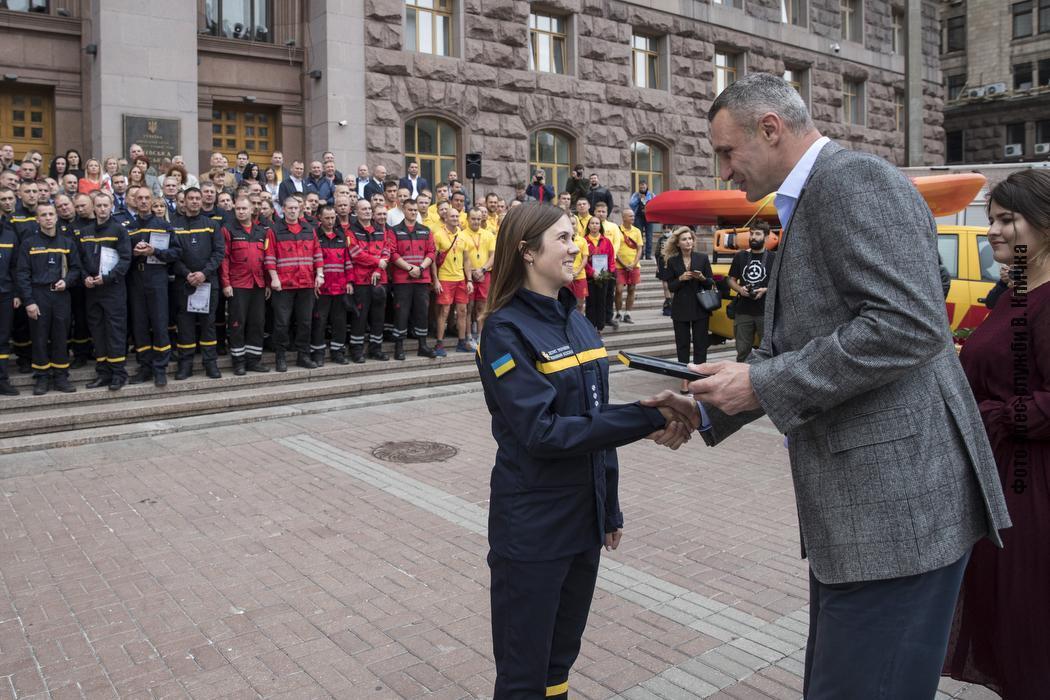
(894, 91, 905, 132)
(1014, 62, 1034, 90)
(712, 0, 744, 8)
(404, 116, 460, 187)
(891, 8, 904, 54)
(405, 0, 454, 57)
(529, 129, 573, 194)
(1005, 122, 1026, 152)
(945, 15, 965, 53)
(714, 50, 740, 96)
(202, 0, 273, 43)
(1036, 119, 1050, 144)
(946, 130, 964, 164)
(0, 87, 54, 163)
(210, 104, 278, 164)
(842, 78, 865, 126)
(1041, 0, 1050, 33)
(840, 0, 862, 43)
(1013, 1, 1034, 39)
(946, 73, 966, 101)
(0, 1, 50, 13)
(528, 10, 569, 75)
(780, 0, 806, 27)
(783, 66, 810, 107)
(630, 141, 667, 195)
(631, 33, 663, 90)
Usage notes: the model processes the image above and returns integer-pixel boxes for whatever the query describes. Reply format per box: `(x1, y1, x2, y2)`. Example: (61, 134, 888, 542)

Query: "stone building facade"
(940, 0, 1050, 165)
(0, 0, 943, 206)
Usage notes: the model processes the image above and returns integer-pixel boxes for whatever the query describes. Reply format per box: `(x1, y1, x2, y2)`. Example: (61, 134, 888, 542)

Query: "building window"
(1038, 58, 1050, 86)
(841, 0, 861, 43)
(1013, 1, 1033, 38)
(1014, 63, 1034, 90)
(405, 0, 453, 56)
(946, 131, 964, 164)
(947, 73, 966, 101)
(529, 130, 572, 193)
(529, 11, 568, 75)
(405, 117, 458, 186)
(944, 15, 965, 52)
(1006, 122, 1026, 152)
(783, 67, 809, 105)
(713, 153, 737, 190)
(894, 91, 905, 132)
(714, 51, 739, 96)
(0, 88, 53, 163)
(1041, 0, 1050, 33)
(781, 0, 806, 27)
(211, 105, 277, 164)
(842, 78, 865, 126)
(631, 34, 663, 89)
(892, 9, 904, 54)
(1, 1, 50, 12)
(712, 0, 743, 7)
(1037, 119, 1050, 144)
(203, 0, 272, 42)
(630, 141, 666, 195)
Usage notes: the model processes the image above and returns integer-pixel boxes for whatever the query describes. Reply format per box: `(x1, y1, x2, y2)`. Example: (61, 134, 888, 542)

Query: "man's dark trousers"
(803, 551, 970, 699)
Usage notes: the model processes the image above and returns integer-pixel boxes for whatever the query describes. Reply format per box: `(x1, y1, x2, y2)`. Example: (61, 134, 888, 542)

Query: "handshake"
(637, 360, 762, 450)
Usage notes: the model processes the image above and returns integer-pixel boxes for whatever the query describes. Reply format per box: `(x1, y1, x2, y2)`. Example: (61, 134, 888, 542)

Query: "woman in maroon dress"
(943, 170, 1050, 699)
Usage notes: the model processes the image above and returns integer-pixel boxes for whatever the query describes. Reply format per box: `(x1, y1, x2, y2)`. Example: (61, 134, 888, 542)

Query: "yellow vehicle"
(706, 224, 997, 344)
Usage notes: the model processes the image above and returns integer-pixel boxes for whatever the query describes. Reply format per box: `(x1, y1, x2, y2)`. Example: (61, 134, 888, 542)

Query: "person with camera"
(727, 221, 774, 362)
(657, 226, 714, 392)
(525, 169, 555, 204)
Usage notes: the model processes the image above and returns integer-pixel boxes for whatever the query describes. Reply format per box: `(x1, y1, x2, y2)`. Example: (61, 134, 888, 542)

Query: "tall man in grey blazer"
(646, 74, 1011, 698)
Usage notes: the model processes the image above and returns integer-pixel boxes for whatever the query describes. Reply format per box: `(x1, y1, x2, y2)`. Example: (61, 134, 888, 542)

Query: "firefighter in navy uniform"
(389, 198, 437, 360)
(201, 192, 230, 355)
(64, 193, 95, 368)
(16, 202, 83, 396)
(475, 204, 693, 699)
(172, 187, 225, 380)
(125, 186, 181, 387)
(10, 182, 39, 373)
(221, 195, 271, 375)
(0, 209, 20, 395)
(79, 192, 132, 390)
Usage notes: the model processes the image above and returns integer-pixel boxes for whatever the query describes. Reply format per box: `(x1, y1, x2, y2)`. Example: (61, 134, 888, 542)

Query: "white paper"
(187, 282, 212, 314)
(591, 254, 609, 274)
(146, 232, 169, 265)
(99, 247, 119, 276)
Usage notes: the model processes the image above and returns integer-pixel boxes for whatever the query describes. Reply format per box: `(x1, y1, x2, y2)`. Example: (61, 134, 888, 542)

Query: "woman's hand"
(605, 529, 622, 551)
(679, 271, 693, 281)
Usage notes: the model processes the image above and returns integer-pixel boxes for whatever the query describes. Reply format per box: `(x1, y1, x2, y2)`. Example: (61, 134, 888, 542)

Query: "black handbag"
(696, 288, 722, 313)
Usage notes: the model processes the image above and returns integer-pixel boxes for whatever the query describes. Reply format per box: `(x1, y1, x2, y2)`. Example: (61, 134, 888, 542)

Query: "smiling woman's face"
(988, 200, 1049, 267)
(526, 214, 579, 293)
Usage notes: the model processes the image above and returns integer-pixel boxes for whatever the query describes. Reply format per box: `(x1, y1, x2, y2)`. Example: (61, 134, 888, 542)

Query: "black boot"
(311, 350, 325, 368)
(393, 340, 406, 361)
(331, 350, 349, 365)
(349, 345, 365, 364)
(32, 375, 49, 396)
(16, 356, 31, 374)
(52, 374, 76, 393)
(154, 370, 167, 387)
(367, 343, 389, 361)
(416, 340, 437, 359)
(0, 378, 18, 396)
(204, 361, 222, 379)
(175, 358, 193, 380)
(128, 366, 153, 384)
(232, 356, 246, 376)
(275, 351, 288, 373)
(246, 356, 270, 373)
(86, 373, 110, 389)
(70, 356, 88, 370)
(108, 375, 126, 391)
(296, 352, 317, 370)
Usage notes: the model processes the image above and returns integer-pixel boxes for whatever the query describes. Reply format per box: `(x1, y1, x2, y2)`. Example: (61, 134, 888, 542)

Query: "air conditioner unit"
(966, 86, 986, 99)
(1035, 143, 1050, 155)
(985, 82, 1007, 96)
(1004, 144, 1023, 157)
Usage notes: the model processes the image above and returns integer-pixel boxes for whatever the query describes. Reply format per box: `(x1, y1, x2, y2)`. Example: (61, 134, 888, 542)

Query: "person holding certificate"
(582, 215, 615, 332)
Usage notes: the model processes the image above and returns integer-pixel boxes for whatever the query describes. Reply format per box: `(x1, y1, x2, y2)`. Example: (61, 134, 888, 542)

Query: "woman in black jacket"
(658, 226, 714, 392)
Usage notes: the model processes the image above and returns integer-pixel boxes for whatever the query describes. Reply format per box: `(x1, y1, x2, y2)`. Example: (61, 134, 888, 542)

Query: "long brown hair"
(989, 170, 1050, 266)
(484, 202, 568, 318)
(661, 226, 695, 260)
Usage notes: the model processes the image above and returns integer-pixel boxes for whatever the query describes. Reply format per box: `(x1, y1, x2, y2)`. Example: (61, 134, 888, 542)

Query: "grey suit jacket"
(706, 142, 1011, 584)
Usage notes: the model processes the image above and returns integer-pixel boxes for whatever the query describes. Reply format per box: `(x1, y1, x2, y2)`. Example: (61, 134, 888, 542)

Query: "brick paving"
(0, 368, 1000, 699)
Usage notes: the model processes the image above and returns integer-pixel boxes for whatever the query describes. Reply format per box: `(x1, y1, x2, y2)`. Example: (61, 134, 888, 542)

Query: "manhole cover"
(372, 441, 458, 463)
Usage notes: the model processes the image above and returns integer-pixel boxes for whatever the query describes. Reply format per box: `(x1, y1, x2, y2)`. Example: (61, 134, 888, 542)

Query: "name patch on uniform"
(491, 353, 516, 378)
(540, 345, 574, 361)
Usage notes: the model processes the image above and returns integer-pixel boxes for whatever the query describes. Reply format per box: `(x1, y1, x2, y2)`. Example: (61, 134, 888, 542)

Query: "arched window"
(529, 129, 573, 193)
(630, 140, 666, 194)
(405, 117, 458, 186)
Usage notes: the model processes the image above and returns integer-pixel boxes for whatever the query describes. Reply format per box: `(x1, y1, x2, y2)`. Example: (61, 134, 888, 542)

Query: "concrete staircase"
(0, 260, 730, 452)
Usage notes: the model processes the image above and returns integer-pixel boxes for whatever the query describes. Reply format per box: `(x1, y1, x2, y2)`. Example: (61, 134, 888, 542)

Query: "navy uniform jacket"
(172, 212, 225, 283)
(79, 217, 132, 284)
(16, 230, 82, 305)
(0, 219, 18, 296)
(477, 287, 666, 561)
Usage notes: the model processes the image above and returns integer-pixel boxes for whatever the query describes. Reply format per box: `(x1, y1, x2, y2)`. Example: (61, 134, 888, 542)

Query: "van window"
(976, 235, 1000, 281)
(938, 234, 959, 278)
(963, 204, 988, 227)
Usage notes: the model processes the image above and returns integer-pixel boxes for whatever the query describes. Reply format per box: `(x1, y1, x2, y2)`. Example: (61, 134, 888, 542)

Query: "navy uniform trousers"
(175, 280, 219, 363)
(29, 285, 72, 379)
(128, 265, 172, 373)
(86, 281, 128, 381)
(803, 551, 970, 699)
(488, 548, 600, 700)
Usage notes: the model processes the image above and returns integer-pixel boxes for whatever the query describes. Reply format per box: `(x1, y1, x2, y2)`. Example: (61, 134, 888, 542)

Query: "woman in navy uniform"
(476, 203, 694, 699)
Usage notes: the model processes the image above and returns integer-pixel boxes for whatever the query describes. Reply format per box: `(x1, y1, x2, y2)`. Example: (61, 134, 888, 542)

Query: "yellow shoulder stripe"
(535, 347, 607, 374)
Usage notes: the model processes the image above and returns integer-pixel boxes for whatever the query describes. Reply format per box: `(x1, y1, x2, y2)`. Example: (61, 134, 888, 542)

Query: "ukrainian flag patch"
(491, 353, 516, 378)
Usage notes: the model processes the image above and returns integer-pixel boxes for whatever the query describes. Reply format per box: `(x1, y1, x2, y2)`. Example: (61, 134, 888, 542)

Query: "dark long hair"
(989, 170, 1050, 233)
(484, 203, 569, 318)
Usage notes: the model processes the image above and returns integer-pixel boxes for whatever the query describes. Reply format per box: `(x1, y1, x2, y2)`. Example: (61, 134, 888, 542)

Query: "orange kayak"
(645, 173, 987, 225)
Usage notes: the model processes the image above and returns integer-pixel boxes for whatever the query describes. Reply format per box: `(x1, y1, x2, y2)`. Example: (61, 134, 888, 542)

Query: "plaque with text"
(122, 115, 180, 165)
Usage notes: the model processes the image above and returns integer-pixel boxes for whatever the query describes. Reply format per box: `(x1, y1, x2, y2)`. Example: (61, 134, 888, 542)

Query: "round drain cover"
(372, 441, 458, 463)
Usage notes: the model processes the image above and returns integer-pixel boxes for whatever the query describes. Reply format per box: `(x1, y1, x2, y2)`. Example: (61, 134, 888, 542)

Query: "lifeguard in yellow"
(432, 204, 474, 356)
(614, 208, 644, 324)
(464, 208, 496, 343)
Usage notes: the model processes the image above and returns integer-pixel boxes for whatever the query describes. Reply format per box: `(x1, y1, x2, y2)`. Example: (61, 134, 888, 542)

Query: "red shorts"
(567, 278, 588, 299)
(437, 280, 469, 305)
(472, 273, 490, 302)
(616, 267, 641, 286)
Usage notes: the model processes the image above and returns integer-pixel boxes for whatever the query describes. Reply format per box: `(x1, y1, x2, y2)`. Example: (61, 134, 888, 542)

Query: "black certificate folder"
(616, 352, 709, 381)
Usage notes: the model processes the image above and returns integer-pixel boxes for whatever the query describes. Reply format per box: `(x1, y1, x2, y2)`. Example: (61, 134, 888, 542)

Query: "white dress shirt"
(773, 136, 830, 230)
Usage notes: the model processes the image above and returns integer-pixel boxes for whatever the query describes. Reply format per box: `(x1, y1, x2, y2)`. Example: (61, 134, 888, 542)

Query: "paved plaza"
(0, 369, 999, 699)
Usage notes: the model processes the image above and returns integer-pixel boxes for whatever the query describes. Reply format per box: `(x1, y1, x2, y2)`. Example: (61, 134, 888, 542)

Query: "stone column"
(88, 1, 199, 172)
(304, 0, 368, 168)
(905, 0, 924, 166)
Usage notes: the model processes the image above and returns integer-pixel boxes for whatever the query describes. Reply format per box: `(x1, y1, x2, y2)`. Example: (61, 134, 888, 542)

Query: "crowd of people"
(0, 144, 654, 396)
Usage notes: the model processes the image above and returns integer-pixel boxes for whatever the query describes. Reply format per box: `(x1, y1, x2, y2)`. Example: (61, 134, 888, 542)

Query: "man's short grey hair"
(708, 73, 814, 135)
